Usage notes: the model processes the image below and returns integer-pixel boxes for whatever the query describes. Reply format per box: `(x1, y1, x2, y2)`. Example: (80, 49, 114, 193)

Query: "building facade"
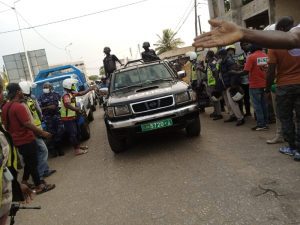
(208, 0, 300, 29)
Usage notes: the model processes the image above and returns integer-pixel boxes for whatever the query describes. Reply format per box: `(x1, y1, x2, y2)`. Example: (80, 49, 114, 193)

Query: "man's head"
(205, 50, 215, 63)
(240, 42, 251, 53)
(62, 78, 78, 92)
(225, 45, 236, 57)
(103, 47, 111, 55)
(43, 82, 53, 94)
(275, 16, 294, 32)
(6, 83, 24, 101)
(249, 44, 263, 53)
(19, 81, 33, 97)
(142, 42, 150, 50)
(218, 48, 228, 61)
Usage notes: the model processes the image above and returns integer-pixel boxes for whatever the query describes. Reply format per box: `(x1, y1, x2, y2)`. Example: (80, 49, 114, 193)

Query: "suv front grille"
(131, 96, 174, 114)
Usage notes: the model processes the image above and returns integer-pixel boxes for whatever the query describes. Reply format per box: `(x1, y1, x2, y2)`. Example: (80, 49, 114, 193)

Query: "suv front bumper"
(107, 104, 199, 130)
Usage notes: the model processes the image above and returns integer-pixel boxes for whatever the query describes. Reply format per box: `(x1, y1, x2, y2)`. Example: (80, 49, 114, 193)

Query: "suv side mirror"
(177, 70, 186, 79)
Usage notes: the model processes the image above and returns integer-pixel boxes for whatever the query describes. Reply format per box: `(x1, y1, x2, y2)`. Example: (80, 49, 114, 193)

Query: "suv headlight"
(114, 105, 131, 116)
(189, 90, 197, 101)
(106, 107, 114, 118)
(175, 92, 190, 104)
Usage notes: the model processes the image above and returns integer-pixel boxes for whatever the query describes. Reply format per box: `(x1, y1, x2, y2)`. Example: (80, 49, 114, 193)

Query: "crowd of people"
(189, 16, 300, 161)
(0, 77, 94, 224)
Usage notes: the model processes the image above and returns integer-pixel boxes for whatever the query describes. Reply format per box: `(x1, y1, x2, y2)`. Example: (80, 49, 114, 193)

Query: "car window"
(113, 64, 172, 91)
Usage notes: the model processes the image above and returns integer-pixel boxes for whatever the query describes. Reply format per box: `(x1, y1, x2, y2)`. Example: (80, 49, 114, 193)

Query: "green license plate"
(141, 118, 173, 132)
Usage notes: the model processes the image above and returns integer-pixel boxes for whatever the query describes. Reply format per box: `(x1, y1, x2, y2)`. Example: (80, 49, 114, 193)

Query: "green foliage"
(99, 66, 105, 75)
(88, 75, 100, 81)
(154, 29, 184, 55)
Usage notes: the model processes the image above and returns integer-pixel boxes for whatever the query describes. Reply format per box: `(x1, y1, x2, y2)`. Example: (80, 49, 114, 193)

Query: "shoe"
(266, 136, 284, 144)
(210, 112, 217, 118)
(294, 151, 300, 161)
(43, 169, 57, 178)
(213, 115, 223, 120)
(236, 119, 245, 126)
(251, 126, 268, 131)
(279, 146, 296, 156)
(244, 112, 252, 117)
(224, 116, 237, 122)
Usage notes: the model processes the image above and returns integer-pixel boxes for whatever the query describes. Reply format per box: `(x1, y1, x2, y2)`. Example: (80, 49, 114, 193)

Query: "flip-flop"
(35, 184, 56, 195)
(80, 146, 89, 150)
(75, 149, 88, 156)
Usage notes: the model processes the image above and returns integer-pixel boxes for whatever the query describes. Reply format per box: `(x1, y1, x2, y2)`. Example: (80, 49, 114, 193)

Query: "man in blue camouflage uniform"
(38, 83, 64, 157)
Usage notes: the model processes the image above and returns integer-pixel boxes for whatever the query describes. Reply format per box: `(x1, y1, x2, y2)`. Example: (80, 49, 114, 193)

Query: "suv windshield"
(112, 64, 173, 92)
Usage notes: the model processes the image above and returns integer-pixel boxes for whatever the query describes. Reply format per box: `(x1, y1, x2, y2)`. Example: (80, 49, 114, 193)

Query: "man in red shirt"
(1, 83, 55, 194)
(244, 44, 269, 130)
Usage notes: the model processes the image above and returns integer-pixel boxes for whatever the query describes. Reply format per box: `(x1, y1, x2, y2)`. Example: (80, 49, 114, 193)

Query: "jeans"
(250, 88, 268, 127)
(17, 141, 42, 186)
(35, 138, 50, 178)
(206, 85, 221, 115)
(271, 92, 283, 138)
(63, 120, 80, 149)
(276, 84, 300, 150)
(241, 84, 251, 115)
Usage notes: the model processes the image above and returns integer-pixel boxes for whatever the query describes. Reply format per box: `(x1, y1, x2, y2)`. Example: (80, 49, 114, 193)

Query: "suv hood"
(108, 80, 189, 105)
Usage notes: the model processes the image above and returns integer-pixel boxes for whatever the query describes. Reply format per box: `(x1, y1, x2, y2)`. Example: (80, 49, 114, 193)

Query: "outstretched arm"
(193, 19, 300, 49)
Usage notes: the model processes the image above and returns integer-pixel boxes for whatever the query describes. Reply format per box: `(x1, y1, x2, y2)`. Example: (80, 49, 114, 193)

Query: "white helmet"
(185, 51, 197, 61)
(62, 78, 78, 90)
(19, 81, 36, 95)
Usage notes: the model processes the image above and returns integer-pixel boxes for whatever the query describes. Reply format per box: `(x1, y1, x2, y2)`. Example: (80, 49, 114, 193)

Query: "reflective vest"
(26, 98, 42, 128)
(60, 93, 76, 118)
(191, 64, 197, 81)
(207, 63, 219, 86)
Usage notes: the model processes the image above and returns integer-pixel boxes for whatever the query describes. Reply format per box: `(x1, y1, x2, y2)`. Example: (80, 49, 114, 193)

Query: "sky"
(0, 0, 210, 76)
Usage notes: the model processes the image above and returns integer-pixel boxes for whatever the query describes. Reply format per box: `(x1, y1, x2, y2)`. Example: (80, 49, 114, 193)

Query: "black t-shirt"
(103, 54, 119, 74)
(142, 49, 160, 62)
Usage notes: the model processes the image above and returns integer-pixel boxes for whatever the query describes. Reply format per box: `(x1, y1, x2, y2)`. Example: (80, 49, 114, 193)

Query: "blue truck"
(32, 65, 96, 140)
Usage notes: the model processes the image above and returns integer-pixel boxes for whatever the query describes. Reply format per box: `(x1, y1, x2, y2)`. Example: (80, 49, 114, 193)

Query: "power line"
(173, 0, 193, 32)
(15, 10, 64, 50)
(0, 0, 149, 35)
(0, 8, 11, 13)
(175, 5, 194, 35)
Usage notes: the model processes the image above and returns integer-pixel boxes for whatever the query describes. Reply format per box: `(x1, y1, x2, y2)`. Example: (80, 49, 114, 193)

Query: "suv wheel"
(106, 128, 127, 153)
(186, 117, 201, 137)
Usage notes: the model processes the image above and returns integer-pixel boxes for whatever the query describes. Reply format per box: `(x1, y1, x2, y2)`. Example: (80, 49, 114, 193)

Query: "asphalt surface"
(17, 107, 300, 225)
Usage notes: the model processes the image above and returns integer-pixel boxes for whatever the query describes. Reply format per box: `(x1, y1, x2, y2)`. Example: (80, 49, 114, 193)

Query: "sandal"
(35, 183, 56, 195)
(75, 149, 88, 156)
(80, 146, 89, 150)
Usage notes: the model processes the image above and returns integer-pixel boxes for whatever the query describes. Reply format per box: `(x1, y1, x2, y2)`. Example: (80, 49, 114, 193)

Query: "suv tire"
(107, 128, 127, 153)
(186, 117, 201, 137)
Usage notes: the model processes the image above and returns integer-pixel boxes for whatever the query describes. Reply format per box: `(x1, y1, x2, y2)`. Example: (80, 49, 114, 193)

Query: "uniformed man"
(141, 42, 160, 62)
(38, 82, 64, 157)
(103, 47, 123, 79)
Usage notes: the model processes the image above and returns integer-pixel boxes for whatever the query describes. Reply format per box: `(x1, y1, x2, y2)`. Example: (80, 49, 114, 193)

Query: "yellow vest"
(207, 63, 219, 86)
(191, 64, 197, 81)
(26, 98, 42, 128)
(60, 93, 76, 118)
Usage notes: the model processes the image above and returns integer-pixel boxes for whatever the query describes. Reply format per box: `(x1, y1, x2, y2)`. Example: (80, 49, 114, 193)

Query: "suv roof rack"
(123, 59, 144, 68)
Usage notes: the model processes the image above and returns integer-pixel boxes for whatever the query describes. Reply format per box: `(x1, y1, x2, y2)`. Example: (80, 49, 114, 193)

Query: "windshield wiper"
(146, 78, 173, 84)
(112, 84, 143, 93)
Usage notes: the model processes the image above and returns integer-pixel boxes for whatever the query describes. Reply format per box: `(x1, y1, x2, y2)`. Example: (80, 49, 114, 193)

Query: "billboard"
(3, 49, 49, 83)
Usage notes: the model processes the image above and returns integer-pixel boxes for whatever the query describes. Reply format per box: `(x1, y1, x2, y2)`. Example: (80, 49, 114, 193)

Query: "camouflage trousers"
(276, 84, 300, 150)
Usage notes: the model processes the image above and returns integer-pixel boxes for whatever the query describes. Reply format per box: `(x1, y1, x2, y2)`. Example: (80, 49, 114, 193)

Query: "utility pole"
(194, 0, 198, 37)
(198, 15, 202, 34)
(13, 4, 34, 81)
(138, 44, 141, 57)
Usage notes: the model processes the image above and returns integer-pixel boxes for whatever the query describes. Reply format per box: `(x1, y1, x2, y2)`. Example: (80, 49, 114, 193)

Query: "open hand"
(193, 19, 244, 48)
(41, 131, 52, 139)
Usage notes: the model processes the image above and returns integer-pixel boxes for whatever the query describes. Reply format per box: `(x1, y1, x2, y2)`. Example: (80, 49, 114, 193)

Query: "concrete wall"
(274, 0, 300, 24)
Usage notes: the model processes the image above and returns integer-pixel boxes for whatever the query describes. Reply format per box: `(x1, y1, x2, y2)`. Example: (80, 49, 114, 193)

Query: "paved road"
(17, 108, 300, 225)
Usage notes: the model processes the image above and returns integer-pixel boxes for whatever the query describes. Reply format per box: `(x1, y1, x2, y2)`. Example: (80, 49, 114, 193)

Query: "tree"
(88, 75, 100, 81)
(154, 29, 184, 55)
(99, 66, 105, 75)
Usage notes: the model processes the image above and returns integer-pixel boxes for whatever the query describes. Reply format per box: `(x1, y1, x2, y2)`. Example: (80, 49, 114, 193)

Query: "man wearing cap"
(38, 82, 64, 157)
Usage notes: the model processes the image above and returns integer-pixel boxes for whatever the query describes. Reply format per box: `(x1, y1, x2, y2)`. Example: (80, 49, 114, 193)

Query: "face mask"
(43, 88, 50, 94)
